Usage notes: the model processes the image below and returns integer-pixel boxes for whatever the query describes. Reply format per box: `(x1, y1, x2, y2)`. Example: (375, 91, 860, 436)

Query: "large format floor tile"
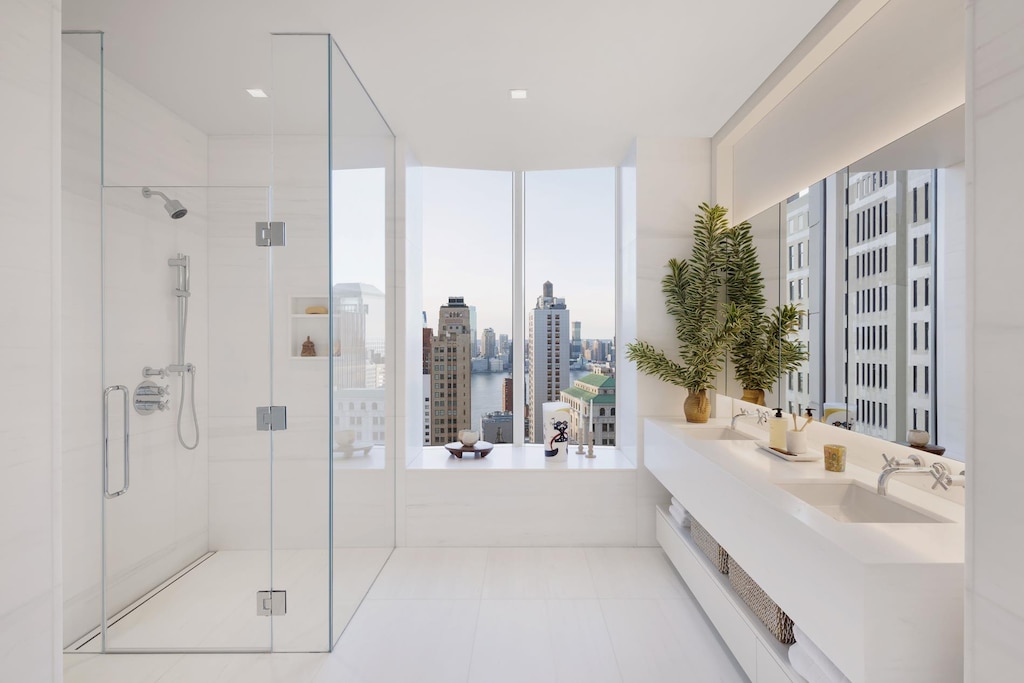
(64, 546, 747, 683)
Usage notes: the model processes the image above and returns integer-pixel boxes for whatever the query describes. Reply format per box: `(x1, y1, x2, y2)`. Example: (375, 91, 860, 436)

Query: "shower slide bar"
(102, 385, 130, 499)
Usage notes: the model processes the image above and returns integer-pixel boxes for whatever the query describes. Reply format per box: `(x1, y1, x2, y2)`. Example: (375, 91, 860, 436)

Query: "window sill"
(407, 445, 635, 470)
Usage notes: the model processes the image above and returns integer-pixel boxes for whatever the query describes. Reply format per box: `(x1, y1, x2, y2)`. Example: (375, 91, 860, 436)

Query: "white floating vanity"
(645, 418, 964, 683)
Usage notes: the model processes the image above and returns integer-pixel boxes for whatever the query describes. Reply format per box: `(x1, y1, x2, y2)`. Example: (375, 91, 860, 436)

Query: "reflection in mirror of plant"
(723, 215, 807, 405)
(626, 203, 746, 422)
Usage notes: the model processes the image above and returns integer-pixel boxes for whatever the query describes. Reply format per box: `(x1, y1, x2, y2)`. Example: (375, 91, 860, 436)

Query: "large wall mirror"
(727, 106, 966, 461)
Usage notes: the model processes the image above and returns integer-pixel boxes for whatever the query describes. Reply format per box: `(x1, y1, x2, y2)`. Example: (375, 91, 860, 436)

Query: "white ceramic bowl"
(459, 430, 479, 447)
(907, 429, 929, 446)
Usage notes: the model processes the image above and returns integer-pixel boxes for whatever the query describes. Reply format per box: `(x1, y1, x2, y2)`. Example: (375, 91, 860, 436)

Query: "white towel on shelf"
(793, 626, 851, 683)
(668, 503, 687, 528)
(789, 642, 829, 683)
(671, 496, 683, 510)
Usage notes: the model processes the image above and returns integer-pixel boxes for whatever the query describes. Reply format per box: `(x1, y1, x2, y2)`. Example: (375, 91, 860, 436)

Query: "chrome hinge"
(256, 590, 286, 616)
(255, 221, 286, 247)
(256, 406, 287, 431)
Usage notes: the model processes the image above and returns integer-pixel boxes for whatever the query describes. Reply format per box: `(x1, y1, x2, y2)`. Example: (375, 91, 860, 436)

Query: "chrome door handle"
(103, 385, 130, 499)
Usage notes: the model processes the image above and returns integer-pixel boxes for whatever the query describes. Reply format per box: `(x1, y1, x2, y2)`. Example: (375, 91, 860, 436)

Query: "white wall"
(630, 137, 712, 545)
(966, 0, 1024, 678)
(60, 44, 211, 644)
(0, 1, 62, 680)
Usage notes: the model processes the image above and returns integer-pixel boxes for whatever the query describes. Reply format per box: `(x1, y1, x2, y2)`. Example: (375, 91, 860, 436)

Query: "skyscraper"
(428, 297, 472, 445)
(482, 328, 497, 359)
(528, 281, 570, 443)
(570, 321, 582, 361)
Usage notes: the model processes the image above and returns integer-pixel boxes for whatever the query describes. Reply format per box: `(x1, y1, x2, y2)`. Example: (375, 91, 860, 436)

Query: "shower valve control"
(134, 380, 170, 415)
(136, 384, 169, 397)
(143, 366, 167, 378)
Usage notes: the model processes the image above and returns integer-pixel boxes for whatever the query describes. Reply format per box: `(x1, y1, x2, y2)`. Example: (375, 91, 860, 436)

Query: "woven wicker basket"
(727, 556, 795, 644)
(690, 518, 729, 574)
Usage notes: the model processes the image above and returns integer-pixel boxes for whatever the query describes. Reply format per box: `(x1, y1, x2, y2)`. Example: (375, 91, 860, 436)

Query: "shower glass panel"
(329, 36, 396, 644)
(99, 185, 273, 652)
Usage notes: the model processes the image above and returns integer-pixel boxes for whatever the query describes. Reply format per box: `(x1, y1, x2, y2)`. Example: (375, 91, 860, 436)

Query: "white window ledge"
(407, 444, 635, 470)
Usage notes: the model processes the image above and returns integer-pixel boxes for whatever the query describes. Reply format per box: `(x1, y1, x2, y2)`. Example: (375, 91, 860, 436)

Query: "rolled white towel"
(793, 625, 850, 683)
(668, 504, 686, 528)
(789, 642, 829, 683)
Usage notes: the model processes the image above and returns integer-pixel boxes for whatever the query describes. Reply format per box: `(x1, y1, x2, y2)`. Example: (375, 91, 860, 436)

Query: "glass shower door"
(100, 185, 274, 652)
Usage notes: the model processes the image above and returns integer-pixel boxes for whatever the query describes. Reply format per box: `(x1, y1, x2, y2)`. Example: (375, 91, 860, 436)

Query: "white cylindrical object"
(543, 401, 571, 463)
(786, 430, 808, 455)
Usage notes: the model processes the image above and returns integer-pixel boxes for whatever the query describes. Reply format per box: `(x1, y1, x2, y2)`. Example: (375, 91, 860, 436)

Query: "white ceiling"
(64, 0, 841, 170)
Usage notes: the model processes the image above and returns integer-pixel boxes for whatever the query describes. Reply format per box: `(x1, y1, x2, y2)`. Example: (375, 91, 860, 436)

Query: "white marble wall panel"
(630, 137, 712, 545)
(1, 1, 61, 679)
(405, 471, 637, 547)
(967, 1, 1024, 678)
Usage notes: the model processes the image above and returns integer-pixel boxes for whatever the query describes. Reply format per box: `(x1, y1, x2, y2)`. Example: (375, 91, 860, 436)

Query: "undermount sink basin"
(679, 426, 756, 441)
(777, 480, 953, 524)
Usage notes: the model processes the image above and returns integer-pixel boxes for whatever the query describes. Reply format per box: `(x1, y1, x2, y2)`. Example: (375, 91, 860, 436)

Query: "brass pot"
(684, 389, 711, 423)
(741, 388, 766, 406)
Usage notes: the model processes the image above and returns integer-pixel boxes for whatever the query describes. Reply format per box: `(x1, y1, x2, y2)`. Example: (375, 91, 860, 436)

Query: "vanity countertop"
(645, 417, 964, 683)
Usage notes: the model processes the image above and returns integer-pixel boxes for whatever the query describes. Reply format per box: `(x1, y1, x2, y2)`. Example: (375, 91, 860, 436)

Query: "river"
(470, 368, 589, 430)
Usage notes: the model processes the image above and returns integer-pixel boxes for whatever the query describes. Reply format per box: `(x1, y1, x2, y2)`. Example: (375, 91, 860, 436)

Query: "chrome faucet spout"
(731, 409, 769, 430)
(877, 466, 933, 495)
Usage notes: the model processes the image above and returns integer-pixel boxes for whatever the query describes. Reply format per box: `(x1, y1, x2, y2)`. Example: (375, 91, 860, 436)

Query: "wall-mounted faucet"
(877, 452, 966, 495)
(929, 462, 966, 491)
(877, 452, 933, 495)
(731, 408, 769, 430)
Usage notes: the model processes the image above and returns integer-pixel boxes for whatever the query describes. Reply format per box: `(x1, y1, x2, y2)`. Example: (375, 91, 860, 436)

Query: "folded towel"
(668, 504, 686, 528)
(793, 626, 850, 683)
(789, 642, 829, 683)
(671, 496, 682, 510)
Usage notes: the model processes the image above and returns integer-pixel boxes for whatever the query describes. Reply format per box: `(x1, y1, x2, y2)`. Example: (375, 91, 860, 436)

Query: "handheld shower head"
(142, 187, 188, 219)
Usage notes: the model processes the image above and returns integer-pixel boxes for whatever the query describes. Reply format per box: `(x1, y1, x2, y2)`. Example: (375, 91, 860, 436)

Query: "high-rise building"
(528, 281, 570, 443)
(482, 328, 497, 358)
(560, 373, 616, 446)
(428, 297, 473, 445)
(502, 377, 513, 412)
(785, 191, 814, 416)
(845, 170, 935, 440)
(570, 321, 582, 361)
(469, 305, 478, 358)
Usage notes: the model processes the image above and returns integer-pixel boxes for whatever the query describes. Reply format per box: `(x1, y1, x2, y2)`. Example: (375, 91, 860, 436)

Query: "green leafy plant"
(626, 203, 745, 392)
(722, 214, 808, 398)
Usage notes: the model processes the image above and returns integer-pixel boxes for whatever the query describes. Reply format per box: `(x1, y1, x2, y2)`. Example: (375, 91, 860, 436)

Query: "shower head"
(142, 187, 188, 219)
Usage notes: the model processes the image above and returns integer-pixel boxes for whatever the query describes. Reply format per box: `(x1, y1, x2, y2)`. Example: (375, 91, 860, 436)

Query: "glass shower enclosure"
(61, 32, 394, 654)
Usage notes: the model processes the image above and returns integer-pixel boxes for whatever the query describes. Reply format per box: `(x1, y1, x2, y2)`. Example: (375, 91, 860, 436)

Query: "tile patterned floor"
(64, 547, 747, 683)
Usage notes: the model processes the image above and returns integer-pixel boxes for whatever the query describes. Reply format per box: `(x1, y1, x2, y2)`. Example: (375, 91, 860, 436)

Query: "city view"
(422, 283, 616, 446)
(421, 167, 616, 447)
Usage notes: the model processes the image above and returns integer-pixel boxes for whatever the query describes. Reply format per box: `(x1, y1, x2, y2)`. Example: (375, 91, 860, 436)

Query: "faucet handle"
(882, 452, 925, 469)
(882, 452, 897, 469)
(756, 409, 769, 424)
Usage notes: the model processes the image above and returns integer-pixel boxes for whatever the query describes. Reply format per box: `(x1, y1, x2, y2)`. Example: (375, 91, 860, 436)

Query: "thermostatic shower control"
(134, 380, 170, 415)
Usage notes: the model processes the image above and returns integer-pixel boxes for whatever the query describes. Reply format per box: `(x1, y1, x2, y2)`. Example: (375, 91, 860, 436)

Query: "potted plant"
(722, 214, 807, 405)
(626, 203, 745, 422)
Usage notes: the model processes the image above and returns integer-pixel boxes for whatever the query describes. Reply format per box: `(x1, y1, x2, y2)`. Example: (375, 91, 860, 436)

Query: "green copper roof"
(561, 386, 616, 404)
(576, 373, 615, 389)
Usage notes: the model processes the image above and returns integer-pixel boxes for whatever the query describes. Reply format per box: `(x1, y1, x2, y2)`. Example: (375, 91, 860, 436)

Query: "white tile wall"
(967, 1, 1024, 678)
(1, 1, 61, 680)
(630, 137, 712, 545)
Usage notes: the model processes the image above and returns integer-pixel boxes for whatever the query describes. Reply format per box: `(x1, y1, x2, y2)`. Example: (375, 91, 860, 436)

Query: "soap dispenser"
(768, 408, 788, 451)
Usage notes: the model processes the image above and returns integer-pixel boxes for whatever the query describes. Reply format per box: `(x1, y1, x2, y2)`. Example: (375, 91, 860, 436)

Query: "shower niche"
(61, 32, 395, 655)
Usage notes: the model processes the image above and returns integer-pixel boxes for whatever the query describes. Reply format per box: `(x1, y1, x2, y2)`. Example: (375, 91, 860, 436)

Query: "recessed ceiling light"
(509, 89, 528, 100)
(246, 88, 269, 98)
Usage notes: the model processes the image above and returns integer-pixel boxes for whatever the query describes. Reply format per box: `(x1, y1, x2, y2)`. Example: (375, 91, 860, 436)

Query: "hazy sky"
(331, 166, 617, 341)
(422, 167, 616, 340)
